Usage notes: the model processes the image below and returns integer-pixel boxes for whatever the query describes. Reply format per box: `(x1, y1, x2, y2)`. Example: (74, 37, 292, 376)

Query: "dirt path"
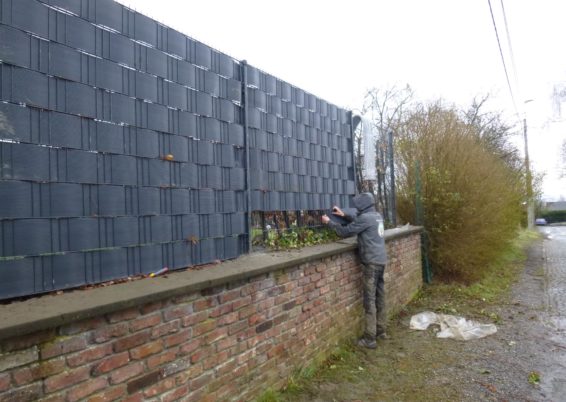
(279, 228, 566, 402)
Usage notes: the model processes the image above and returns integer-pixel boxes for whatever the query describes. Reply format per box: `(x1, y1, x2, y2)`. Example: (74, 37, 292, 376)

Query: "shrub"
(395, 103, 523, 282)
(540, 210, 566, 223)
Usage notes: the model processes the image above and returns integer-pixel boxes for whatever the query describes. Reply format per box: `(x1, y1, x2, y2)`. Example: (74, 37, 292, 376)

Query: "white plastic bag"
(410, 311, 497, 341)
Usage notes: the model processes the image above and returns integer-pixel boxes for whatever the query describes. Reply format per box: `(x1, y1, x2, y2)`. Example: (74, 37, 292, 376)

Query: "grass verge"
(411, 229, 540, 318)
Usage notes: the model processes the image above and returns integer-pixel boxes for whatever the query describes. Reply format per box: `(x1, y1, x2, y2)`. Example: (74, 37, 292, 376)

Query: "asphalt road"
(538, 225, 566, 399)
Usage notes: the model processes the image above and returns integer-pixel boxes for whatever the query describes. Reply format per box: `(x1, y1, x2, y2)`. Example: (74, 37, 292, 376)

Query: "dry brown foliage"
(395, 103, 523, 282)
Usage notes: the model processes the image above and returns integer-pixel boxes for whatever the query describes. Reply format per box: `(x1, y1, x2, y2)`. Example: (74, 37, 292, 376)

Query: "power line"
(500, 0, 521, 98)
(487, 0, 519, 118)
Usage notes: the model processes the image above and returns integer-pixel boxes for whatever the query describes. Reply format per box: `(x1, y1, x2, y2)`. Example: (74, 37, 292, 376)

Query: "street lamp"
(523, 99, 534, 229)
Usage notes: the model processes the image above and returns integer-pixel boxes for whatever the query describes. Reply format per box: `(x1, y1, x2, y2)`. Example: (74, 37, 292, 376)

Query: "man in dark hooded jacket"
(322, 192, 388, 349)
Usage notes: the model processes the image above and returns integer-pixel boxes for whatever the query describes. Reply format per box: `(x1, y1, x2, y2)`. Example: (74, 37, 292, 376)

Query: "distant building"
(543, 201, 566, 211)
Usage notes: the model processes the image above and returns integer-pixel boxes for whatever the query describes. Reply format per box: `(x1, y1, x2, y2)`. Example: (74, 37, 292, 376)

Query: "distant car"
(535, 218, 547, 226)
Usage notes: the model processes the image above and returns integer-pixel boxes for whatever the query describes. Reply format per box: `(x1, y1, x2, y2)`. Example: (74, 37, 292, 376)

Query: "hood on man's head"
(353, 192, 375, 212)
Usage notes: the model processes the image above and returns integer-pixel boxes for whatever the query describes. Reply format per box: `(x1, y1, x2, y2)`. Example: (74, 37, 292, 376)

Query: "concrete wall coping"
(0, 226, 421, 342)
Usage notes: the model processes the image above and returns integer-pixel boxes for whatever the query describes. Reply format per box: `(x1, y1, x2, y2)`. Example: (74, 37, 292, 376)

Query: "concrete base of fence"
(0, 226, 422, 401)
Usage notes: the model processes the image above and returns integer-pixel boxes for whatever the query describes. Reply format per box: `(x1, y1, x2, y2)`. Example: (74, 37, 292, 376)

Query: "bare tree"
(355, 85, 414, 219)
(463, 95, 522, 171)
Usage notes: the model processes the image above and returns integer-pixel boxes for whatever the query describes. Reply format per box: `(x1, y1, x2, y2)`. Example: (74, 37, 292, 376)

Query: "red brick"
(193, 297, 216, 312)
(193, 320, 215, 337)
(142, 377, 175, 398)
(218, 312, 239, 326)
(151, 320, 180, 339)
(248, 313, 262, 326)
(129, 314, 162, 332)
(44, 366, 90, 393)
(179, 339, 201, 356)
(216, 336, 237, 352)
(238, 305, 255, 319)
(267, 343, 286, 359)
(205, 327, 227, 345)
(109, 362, 144, 385)
(232, 362, 247, 377)
(186, 388, 206, 402)
(0, 372, 11, 392)
(236, 328, 255, 342)
(112, 330, 151, 352)
(86, 385, 126, 402)
(0, 383, 43, 402)
(163, 304, 192, 322)
(251, 290, 267, 303)
(93, 322, 129, 343)
(274, 294, 290, 306)
(161, 385, 189, 402)
(203, 350, 229, 370)
(201, 286, 224, 297)
(240, 283, 255, 296)
(190, 372, 213, 391)
(215, 358, 237, 376)
(41, 393, 66, 402)
(12, 357, 66, 386)
(121, 392, 145, 402)
(164, 328, 191, 348)
(228, 320, 247, 336)
(67, 376, 108, 402)
(1, 329, 56, 352)
(140, 301, 164, 315)
(41, 335, 88, 359)
(209, 303, 233, 318)
(106, 307, 140, 323)
(147, 348, 178, 369)
(273, 313, 289, 326)
(181, 311, 208, 327)
(67, 343, 113, 367)
(186, 364, 203, 380)
(231, 296, 252, 310)
(189, 345, 213, 364)
(218, 289, 240, 304)
(315, 278, 327, 288)
(298, 276, 311, 286)
(175, 371, 190, 386)
(130, 340, 163, 360)
(213, 382, 238, 401)
(92, 352, 130, 375)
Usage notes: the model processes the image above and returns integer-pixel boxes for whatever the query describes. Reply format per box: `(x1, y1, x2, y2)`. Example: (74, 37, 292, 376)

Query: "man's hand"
(332, 206, 345, 217)
(321, 215, 330, 224)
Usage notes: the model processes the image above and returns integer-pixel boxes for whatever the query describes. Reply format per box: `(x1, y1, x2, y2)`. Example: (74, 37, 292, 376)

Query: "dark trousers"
(362, 263, 386, 338)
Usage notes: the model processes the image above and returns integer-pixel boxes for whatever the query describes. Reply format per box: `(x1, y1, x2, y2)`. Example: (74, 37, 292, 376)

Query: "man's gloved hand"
(332, 206, 345, 217)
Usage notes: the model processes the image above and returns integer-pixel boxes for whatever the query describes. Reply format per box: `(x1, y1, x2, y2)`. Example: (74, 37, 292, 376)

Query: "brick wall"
(0, 230, 421, 402)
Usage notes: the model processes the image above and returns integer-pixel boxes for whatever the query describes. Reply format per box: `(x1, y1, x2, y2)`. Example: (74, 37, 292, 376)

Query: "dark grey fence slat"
(0, 0, 355, 300)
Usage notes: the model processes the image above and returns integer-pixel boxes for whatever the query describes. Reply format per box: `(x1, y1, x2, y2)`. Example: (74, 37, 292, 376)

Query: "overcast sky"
(117, 0, 566, 200)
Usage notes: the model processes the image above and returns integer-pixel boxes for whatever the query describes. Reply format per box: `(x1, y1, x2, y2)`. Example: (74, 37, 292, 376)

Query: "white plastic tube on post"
(361, 116, 377, 181)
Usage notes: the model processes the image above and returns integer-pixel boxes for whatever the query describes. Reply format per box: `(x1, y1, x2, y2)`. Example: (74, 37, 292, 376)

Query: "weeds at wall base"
(255, 340, 365, 402)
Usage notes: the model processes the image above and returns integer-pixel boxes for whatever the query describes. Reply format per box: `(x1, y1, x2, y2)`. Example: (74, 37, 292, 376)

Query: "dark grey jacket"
(328, 193, 388, 265)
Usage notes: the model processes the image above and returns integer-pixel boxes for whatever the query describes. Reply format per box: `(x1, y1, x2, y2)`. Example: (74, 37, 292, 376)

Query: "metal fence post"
(388, 129, 397, 226)
(349, 111, 359, 198)
(416, 160, 432, 283)
(241, 60, 252, 253)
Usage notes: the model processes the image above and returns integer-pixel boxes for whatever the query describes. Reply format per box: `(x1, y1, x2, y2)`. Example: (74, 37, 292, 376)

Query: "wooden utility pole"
(524, 118, 534, 229)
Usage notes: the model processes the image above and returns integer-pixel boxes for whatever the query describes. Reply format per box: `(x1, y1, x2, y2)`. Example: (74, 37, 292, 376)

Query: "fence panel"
(0, 0, 354, 300)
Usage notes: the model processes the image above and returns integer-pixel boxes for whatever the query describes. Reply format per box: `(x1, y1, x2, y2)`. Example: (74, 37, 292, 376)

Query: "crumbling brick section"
(0, 232, 421, 401)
